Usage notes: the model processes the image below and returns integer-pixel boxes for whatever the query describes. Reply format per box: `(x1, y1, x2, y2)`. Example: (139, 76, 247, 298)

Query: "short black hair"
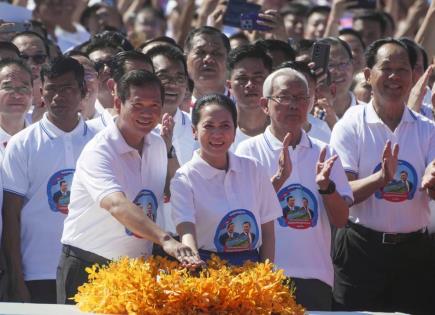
(0, 58, 33, 85)
(85, 38, 124, 57)
(380, 11, 395, 34)
(227, 44, 272, 73)
(146, 44, 187, 74)
(399, 38, 428, 71)
(40, 56, 86, 96)
(29, 20, 48, 39)
(80, 4, 124, 33)
(136, 6, 165, 21)
(306, 5, 331, 19)
(11, 31, 50, 56)
(0, 41, 21, 57)
(111, 50, 153, 83)
(254, 39, 296, 62)
(339, 28, 366, 50)
(365, 38, 416, 69)
(229, 32, 249, 42)
(353, 10, 386, 35)
(316, 37, 353, 60)
(93, 31, 134, 51)
(184, 26, 230, 53)
(116, 70, 164, 104)
(139, 36, 182, 52)
(276, 60, 316, 82)
(65, 50, 89, 59)
(281, 3, 309, 17)
(192, 93, 237, 128)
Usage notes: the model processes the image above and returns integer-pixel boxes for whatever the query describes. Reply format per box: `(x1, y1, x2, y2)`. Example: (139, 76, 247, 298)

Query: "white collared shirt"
(61, 123, 167, 260)
(307, 114, 331, 143)
(236, 127, 353, 287)
(229, 128, 251, 153)
(1, 114, 94, 281)
(170, 150, 281, 253)
(0, 120, 30, 164)
(330, 101, 435, 233)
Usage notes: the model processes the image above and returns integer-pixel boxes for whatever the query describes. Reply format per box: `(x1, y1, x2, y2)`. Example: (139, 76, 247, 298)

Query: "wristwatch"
(167, 145, 176, 159)
(318, 181, 336, 195)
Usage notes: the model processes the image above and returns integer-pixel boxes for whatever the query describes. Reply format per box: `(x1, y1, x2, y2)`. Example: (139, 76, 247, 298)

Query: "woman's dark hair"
(365, 38, 416, 69)
(192, 94, 237, 128)
(40, 56, 86, 97)
(116, 70, 164, 104)
(316, 37, 353, 60)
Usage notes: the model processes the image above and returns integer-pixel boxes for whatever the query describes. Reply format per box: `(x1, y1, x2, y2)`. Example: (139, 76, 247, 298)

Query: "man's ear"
(81, 81, 88, 98)
(260, 97, 269, 116)
(363, 67, 371, 85)
(114, 95, 122, 112)
(107, 78, 115, 95)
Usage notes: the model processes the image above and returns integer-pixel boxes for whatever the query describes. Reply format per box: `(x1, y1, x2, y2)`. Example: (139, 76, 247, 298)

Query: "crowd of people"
(0, 0, 435, 314)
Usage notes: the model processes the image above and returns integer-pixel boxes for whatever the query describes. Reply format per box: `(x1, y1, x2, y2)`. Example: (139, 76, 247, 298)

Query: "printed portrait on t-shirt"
(374, 160, 417, 202)
(47, 169, 75, 215)
(277, 184, 318, 229)
(214, 209, 259, 253)
(126, 189, 158, 238)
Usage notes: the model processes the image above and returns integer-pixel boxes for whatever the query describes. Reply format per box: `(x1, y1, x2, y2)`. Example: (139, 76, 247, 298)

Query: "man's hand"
(160, 113, 175, 152)
(408, 65, 434, 113)
(380, 141, 399, 186)
(256, 9, 287, 41)
(421, 160, 435, 192)
(161, 237, 205, 268)
(271, 132, 292, 192)
(316, 146, 338, 190)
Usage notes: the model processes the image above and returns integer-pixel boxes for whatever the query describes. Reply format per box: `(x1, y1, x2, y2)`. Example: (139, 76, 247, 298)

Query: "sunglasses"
(20, 53, 47, 65)
(94, 60, 112, 73)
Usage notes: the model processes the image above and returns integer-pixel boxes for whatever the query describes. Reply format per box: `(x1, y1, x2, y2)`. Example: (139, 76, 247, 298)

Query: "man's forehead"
(376, 44, 409, 63)
(273, 74, 306, 90)
(191, 34, 224, 49)
(0, 66, 31, 82)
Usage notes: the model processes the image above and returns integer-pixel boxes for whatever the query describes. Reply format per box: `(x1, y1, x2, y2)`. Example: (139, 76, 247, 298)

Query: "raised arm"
(415, 0, 435, 60)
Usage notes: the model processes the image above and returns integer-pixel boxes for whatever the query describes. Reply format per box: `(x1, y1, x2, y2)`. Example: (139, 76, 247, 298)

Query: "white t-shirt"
(330, 101, 435, 233)
(236, 127, 353, 287)
(55, 23, 90, 53)
(307, 114, 331, 143)
(61, 123, 167, 260)
(1, 114, 94, 281)
(229, 128, 251, 153)
(170, 150, 281, 253)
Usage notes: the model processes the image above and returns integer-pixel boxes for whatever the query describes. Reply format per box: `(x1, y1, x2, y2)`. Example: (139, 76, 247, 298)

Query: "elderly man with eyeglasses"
(237, 67, 352, 311)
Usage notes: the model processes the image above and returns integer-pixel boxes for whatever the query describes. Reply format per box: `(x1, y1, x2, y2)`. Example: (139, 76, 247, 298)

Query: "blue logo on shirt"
(47, 169, 75, 215)
(126, 189, 158, 238)
(214, 209, 259, 253)
(277, 184, 318, 229)
(373, 160, 417, 202)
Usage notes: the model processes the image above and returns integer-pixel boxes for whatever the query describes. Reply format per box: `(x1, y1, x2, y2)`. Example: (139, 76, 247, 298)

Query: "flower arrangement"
(74, 255, 305, 315)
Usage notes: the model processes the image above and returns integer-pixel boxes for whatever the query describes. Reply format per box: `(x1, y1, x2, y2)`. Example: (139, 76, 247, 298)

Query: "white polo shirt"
(307, 114, 331, 144)
(236, 127, 353, 287)
(229, 128, 251, 153)
(1, 114, 94, 281)
(330, 101, 435, 233)
(0, 121, 30, 164)
(61, 123, 167, 260)
(86, 109, 116, 132)
(170, 150, 281, 253)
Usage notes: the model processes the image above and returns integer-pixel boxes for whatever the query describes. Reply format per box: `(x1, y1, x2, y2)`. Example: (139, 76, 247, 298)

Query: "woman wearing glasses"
(170, 94, 282, 266)
(236, 68, 352, 311)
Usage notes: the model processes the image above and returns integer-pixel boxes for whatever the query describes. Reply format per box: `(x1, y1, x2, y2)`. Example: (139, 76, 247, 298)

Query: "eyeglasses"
(0, 85, 32, 95)
(267, 95, 309, 105)
(94, 59, 112, 73)
(328, 60, 351, 71)
(157, 74, 187, 85)
(234, 75, 265, 86)
(20, 53, 47, 65)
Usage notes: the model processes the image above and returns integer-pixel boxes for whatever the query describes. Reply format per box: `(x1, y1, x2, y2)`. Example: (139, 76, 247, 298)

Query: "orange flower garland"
(74, 255, 305, 315)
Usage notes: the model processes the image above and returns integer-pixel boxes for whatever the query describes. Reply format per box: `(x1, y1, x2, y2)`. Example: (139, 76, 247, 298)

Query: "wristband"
(318, 181, 336, 195)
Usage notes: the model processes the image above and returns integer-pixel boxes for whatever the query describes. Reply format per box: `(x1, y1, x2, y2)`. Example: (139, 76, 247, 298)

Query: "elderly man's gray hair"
(262, 68, 308, 97)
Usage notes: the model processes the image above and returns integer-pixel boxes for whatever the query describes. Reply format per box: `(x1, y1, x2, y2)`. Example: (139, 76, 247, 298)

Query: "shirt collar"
(263, 126, 312, 151)
(107, 123, 150, 155)
(191, 149, 242, 179)
(364, 100, 417, 125)
(40, 113, 87, 139)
